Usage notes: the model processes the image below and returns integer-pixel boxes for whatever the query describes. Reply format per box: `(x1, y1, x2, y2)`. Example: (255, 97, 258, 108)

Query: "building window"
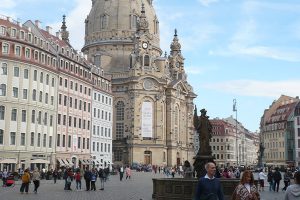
(116, 122, 124, 140)
(10, 132, 16, 145)
(1, 63, 7, 75)
(100, 14, 109, 29)
(0, 26, 6, 35)
(144, 55, 150, 67)
(11, 109, 17, 121)
(14, 67, 19, 77)
(2, 43, 9, 54)
(44, 112, 48, 125)
(33, 70, 37, 81)
(39, 91, 43, 102)
(21, 110, 26, 122)
(52, 78, 55, 87)
(20, 133, 25, 146)
(40, 72, 43, 83)
(31, 110, 35, 123)
(30, 132, 34, 146)
(38, 111, 42, 124)
(68, 135, 71, 148)
(11, 28, 16, 37)
(15, 45, 21, 56)
(87, 138, 89, 149)
(24, 69, 29, 79)
(0, 129, 3, 145)
(43, 134, 46, 147)
(45, 93, 48, 104)
(0, 84, 6, 96)
(25, 48, 30, 59)
(51, 96, 54, 105)
(78, 137, 81, 149)
(116, 101, 125, 120)
(46, 74, 49, 85)
(57, 134, 61, 147)
(0, 106, 4, 120)
(32, 89, 37, 101)
(37, 133, 41, 147)
(12, 87, 18, 98)
(50, 115, 53, 126)
(114, 150, 123, 161)
(49, 136, 52, 148)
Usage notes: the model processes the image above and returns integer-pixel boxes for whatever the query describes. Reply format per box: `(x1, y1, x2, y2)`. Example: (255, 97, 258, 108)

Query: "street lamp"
(233, 99, 238, 166)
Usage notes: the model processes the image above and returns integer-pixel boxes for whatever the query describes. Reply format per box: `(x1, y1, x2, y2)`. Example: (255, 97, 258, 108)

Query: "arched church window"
(116, 101, 124, 121)
(100, 14, 109, 29)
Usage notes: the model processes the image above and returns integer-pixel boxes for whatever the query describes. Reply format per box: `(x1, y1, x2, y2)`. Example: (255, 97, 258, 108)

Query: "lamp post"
(233, 99, 238, 166)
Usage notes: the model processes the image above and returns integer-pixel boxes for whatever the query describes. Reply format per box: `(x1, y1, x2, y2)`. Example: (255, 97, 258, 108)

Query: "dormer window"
(11, 28, 17, 37)
(34, 36, 37, 44)
(20, 31, 25, 40)
(61, 47, 64, 54)
(0, 26, 6, 35)
(28, 33, 32, 42)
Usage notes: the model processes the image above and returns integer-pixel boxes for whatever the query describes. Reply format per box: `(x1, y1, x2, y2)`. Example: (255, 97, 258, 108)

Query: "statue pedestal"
(193, 154, 215, 178)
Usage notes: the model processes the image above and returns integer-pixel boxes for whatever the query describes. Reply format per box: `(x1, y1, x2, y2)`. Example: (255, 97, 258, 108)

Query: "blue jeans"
(269, 180, 274, 191)
(76, 180, 81, 190)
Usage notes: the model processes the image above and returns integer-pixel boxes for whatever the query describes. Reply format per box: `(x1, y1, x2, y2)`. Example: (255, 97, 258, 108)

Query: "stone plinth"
(152, 178, 240, 200)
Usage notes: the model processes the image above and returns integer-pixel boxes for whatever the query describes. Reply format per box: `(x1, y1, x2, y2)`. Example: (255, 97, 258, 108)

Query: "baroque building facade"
(0, 14, 113, 171)
(82, 0, 196, 166)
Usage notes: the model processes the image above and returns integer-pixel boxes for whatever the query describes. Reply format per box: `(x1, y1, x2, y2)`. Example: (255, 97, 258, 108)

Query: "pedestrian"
(84, 167, 91, 191)
(20, 169, 30, 194)
(258, 169, 267, 191)
(284, 171, 300, 200)
(283, 170, 291, 191)
(53, 169, 58, 184)
(119, 165, 124, 181)
(231, 170, 260, 200)
(75, 170, 82, 190)
(194, 162, 224, 200)
(32, 168, 40, 194)
(90, 169, 97, 191)
(267, 168, 274, 191)
(183, 160, 193, 178)
(273, 167, 282, 192)
(66, 168, 73, 190)
(125, 166, 131, 180)
(2, 168, 9, 186)
(98, 168, 105, 190)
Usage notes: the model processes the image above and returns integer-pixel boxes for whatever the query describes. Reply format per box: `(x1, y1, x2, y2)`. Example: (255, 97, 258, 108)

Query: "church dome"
(82, 0, 161, 73)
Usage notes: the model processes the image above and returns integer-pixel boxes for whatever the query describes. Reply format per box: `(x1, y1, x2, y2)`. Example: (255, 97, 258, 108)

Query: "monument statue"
(193, 107, 214, 178)
(196, 109, 212, 155)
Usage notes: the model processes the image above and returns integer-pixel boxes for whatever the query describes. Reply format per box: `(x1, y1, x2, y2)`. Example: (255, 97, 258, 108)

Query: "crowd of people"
(1, 162, 300, 199)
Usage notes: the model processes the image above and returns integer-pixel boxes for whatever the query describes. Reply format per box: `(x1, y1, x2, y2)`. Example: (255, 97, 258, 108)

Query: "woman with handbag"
(232, 170, 260, 200)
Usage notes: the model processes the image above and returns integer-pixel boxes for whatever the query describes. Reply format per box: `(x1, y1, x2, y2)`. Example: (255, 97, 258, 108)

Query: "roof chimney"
(46, 26, 52, 34)
(35, 20, 41, 28)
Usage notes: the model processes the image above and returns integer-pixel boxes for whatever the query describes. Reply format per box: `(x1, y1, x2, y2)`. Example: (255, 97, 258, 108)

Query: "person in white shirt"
(258, 169, 268, 191)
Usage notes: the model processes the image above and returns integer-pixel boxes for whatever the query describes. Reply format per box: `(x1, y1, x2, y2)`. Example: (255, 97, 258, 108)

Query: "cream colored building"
(82, 0, 196, 166)
(0, 16, 57, 171)
(260, 95, 300, 167)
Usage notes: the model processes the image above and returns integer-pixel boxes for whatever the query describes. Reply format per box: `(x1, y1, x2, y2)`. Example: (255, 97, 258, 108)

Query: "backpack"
(22, 173, 30, 183)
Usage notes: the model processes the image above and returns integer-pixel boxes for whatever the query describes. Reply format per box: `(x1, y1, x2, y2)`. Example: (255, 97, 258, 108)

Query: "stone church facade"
(82, 0, 196, 166)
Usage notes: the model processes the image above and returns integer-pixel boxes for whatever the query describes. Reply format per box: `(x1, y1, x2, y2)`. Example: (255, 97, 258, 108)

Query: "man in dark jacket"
(273, 167, 282, 192)
(84, 167, 92, 191)
(195, 162, 224, 200)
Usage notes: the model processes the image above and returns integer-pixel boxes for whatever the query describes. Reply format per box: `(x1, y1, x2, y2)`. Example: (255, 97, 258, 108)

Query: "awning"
(65, 159, 74, 166)
(0, 158, 17, 164)
(29, 159, 50, 164)
(57, 158, 66, 166)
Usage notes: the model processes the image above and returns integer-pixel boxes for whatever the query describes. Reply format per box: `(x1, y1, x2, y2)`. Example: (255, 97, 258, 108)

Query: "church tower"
(82, 0, 196, 166)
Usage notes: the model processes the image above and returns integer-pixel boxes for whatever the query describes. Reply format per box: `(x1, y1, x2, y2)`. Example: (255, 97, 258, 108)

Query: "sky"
(1, 0, 300, 132)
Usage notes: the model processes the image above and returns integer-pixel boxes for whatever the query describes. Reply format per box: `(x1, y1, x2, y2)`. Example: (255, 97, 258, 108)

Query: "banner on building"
(141, 102, 153, 138)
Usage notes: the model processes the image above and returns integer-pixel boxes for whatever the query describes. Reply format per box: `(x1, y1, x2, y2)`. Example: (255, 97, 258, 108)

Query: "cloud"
(0, 0, 16, 9)
(185, 65, 219, 75)
(198, 0, 219, 7)
(48, 0, 91, 51)
(204, 80, 300, 98)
